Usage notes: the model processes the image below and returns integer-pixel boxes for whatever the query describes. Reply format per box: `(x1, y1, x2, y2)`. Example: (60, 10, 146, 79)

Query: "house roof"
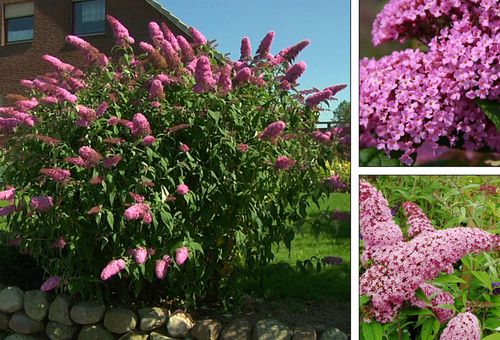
(144, 0, 192, 38)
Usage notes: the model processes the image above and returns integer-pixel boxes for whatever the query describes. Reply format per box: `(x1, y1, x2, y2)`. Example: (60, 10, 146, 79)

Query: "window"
(5, 2, 34, 44)
(72, 0, 105, 36)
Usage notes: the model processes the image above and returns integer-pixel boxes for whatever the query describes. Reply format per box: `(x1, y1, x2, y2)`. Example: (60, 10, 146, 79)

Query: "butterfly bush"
(361, 0, 500, 165)
(0, 16, 346, 303)
(360, 181, 499, 323)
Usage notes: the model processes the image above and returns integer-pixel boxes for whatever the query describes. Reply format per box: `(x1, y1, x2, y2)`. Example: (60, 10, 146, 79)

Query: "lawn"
(238, 192, 351, 302)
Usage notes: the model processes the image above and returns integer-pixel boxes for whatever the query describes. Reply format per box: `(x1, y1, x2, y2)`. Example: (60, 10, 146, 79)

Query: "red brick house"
(0, 0, 191, 104)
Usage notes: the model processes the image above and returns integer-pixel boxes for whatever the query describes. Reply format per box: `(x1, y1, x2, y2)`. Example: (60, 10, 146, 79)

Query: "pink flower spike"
(440, 313, 480, 340)
(155, 255, 172, 279)
(103, 155, 122, 169)
(41, 276, 61, 292)
(256, 32, 275, 57)
(176, 184, 189, 196)
(106, 15, 135, 46)
(100, 259, 126, 281)
(284, 62, 307, 84)
(177, 35, 195, 63)
(237, 143, 249, 153)
(50, 236, 67, 250)
(30, 196, 54, 212)
(179, 144, 190, 153)
(189, 27, 207, 45)
(305, 89, 333, 108)
(0, 205, 16, 217)
(131, 247, 148, 265)
(278, 40, 310, 61)
(240, 37, 252, 60)
(40, 168, 71, 182)
(275, 156, 296, 170)
(96, 102, 109, 117)
(142, 135, 156, 146)
(0, 187, 15, 201)
(132, 113, 152, 137)
(260, 121, 286, 140)
(175, 247, 189, 265)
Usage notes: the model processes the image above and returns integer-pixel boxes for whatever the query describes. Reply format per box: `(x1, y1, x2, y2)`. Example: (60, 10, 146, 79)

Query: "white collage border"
(350, 1, 499, 338)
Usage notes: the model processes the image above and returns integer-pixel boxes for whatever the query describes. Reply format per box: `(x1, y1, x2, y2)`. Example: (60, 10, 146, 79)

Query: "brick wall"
(0, 0, 189, 101)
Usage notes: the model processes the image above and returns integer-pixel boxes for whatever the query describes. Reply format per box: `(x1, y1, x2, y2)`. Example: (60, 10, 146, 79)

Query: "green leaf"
(361, 322, 384, 340)
(477, 99, 500, 131)
(414, 288, 431, 304)
(433, 274, 467, 284)
(359, 148, 401, 166)
(360, 295, 371, 307)
(471, 270, 492, 291)
(106, 211, 114, 230)
(482, 334, 500, 340)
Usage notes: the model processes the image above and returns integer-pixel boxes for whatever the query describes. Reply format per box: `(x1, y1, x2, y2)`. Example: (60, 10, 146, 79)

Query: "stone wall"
(0, 285, 348, 340)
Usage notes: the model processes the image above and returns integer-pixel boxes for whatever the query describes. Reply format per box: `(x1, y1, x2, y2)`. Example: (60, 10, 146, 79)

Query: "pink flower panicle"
(42, 55, 82, 76)
(284, 62, 307, 84)
(403, 201, 435, 238)
(194, 56, 216, 93)
(16, 98, 39, 112)
(176, 184, 189, 196)
(103, 155, 122, 168)
(39, 168, 71, 182)
(132, 113, 152, 137)
(65, 157, 85, 167)
(142, 135, 156, 146)
(40, 276, 61, 292)
(189, 26, 207, 45)
(234, 67, 252, 84)
(240, 37, 252, 60)
(327, 175, 348, 192)
(175, 247, 189, 265)
(275, 156, 296, 170)
(312, 130, 332, 143)
(30, 196, 54, 212)
(256, 31, 275, 57)
(106, 15, 135, 46)
(260, 121, 286, 140)
(148, 21, 164, 47)
(217, 64, 233, 94)
(155, 255, 172, 279)
(50, 236, 67, 250)
(78, 146, 103, 168)
(360, 181, 404, 262)
(123, 203, 151, 224)
(160, 22, 180, 51)
(149, 79, 165, 100)
(278, 40, 310, 61)
(410, 283, 455, 324)
(100, 259, 126, 281)
(0, 187, 15, 201)
(237, 143, 249, 153)
(76, 105, 96, 125)
(179, 144, 190, 153)
(324, 84, 347, 97)
(161, 40, 182, 70)
(131, 246, 148, 265)
(360, 181, 500, 323)
(440, 312, 481, 340)
(65, 35, 107, 66)
(96, 102, 109, 117)
(0, 205, 16, 217)
(305, 89, 333, 108)
(177, 35, 195, 63)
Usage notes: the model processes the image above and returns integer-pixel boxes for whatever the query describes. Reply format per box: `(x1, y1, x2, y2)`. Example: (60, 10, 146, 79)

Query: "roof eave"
(144, 0, 192, 38)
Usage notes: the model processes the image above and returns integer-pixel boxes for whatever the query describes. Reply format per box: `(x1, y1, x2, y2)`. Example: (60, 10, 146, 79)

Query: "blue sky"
(160, 0, 351, 121)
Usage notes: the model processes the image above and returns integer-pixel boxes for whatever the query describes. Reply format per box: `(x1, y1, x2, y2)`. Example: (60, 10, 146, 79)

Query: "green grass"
(238, 193, 351, 302)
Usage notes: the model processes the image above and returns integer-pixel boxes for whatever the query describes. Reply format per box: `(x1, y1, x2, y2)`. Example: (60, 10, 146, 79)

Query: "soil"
(192, 298, 351, 337)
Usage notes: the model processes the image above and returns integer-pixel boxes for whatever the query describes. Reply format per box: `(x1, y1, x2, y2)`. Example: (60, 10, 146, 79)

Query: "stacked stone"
(0, 285, 347, 339)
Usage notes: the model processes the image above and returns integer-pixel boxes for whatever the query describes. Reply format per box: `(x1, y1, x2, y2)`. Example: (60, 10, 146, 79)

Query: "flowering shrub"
(360, 0, 500, 165)
(0, 16, 346, 304)
(360, 179, 500, 339)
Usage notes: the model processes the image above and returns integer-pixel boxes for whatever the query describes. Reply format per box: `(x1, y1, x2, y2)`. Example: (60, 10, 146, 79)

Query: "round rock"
(220, 318, 252, 340)
(138, 307, 168, 331)
(166, 311, 195, 337)
(45, 321, 79, 340)
(320, 327, 348, 340)
(191, 319, 222, 340)
(253, 319, 292, 340)
(148, 332, 177, 340)
(103, 308, 138, 334)
(77, 324, 114, 340)
(0, 311, 11, 330)
(48, 295, 73, 326)
(8, 312, 45, 334)
(293, 325, 317, 340)
(24, 290, 50, 322)
(118, 331, 149, 340)
(0, 286, 24, 313)
(5, 335, 40, 340)
(70, 301, 105, 325)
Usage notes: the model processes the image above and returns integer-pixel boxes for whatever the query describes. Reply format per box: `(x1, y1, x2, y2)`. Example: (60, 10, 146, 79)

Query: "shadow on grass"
(237, 262, 350, 303)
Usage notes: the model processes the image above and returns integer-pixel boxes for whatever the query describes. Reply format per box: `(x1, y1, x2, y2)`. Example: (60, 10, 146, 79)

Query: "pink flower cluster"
(362, 0, 500, 164)
(275, 156, 296, 171)
(39, 168, 71, 182)
(260, 121, 286, 140)
(106, 15, 135, 46)
(360, 181, 500, 323)
(440, 312, 481, 340)
(409, 283, 455, 324)
(100, 259, 126, 281)
(403, 201, 435, 238)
